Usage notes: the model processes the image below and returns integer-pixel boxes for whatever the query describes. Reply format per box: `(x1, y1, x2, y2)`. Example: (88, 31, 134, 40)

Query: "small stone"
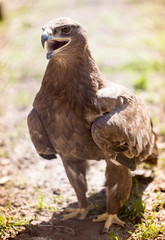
(0, 176, 10, 185)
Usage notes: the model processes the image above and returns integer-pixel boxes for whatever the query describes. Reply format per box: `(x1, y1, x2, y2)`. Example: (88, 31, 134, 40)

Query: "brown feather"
(28, 17, 158, 219)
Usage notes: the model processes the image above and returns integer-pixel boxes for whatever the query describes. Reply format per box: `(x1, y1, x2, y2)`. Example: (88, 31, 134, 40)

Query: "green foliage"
(52, 194, 63, 211)
(133, 75, 147, 91)
(160, 126, 165, 136)
(133, 211, 165, 239)
(0, 149, 9, 158)
(14, 91, 31, 108)
(119, 193, 145, 223)
(88, 192, 105, 215)
(34, 187, 63, 213)
(160, 157, 165, 168)
(0, 209, 32, 237)
(154, 193, 165, 211)
(106, 228, 122, 240)
(35, 192, 48, 211)
(124, 60, 165, 73)
(119, 178, 145, 223)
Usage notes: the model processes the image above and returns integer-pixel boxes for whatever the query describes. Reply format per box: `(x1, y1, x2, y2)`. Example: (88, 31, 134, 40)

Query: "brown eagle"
(27, 17, 158, 232)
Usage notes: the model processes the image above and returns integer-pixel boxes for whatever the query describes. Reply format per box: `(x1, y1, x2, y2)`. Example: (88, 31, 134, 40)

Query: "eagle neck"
(41, 46, 104, 105)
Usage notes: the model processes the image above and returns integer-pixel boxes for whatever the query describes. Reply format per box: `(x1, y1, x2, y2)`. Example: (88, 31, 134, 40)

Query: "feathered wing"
(27, 108, 57, 159)
(91, 83, 158, 170)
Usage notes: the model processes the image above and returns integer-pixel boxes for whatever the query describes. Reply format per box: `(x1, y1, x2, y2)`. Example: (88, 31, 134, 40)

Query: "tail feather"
(144, 132, 158, 165)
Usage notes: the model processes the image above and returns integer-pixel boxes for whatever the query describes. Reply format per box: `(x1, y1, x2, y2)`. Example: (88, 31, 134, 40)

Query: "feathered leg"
(93, 159, 132, 233)
(60, 158, 90, 220)
(27, 109, 57, 158)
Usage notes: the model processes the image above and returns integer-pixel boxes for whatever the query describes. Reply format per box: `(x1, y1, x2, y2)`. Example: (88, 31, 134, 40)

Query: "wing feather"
(91, 83, 157, 169)
(27, 108, 57, 158)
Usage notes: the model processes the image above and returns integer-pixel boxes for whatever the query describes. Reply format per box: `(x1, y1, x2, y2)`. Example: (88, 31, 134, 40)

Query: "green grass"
(160, 126, 165, 136)
(133, 75, 148, 91)
(119, 179, 145, 223)
(119, 193, 145, 223)
(154, 193, 165, 211)
(0, 1, 165, 239)
(88, 192, 105, 215)
(106, 228, 122, 240)
(52, 194, 63, 211)
(14, 91, 31, 108)
(100, 59, 165, 74)
(35, 192, 55, 212)
(0, 149, 9, 158)
(0, 209, 32, 238)
(1, 192, 32, 238)
(133, 211, 165, 240)
(34, 187, 63, 213)
(160, 157, 165, 168)
(9, 120, 27, 151)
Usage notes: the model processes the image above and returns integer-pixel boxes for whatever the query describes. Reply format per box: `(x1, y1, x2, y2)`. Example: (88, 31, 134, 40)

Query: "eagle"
(27, 17, 158, 233)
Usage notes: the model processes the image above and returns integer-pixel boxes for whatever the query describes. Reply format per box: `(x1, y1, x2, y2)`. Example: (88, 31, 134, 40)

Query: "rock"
(0, 176, 10, 185)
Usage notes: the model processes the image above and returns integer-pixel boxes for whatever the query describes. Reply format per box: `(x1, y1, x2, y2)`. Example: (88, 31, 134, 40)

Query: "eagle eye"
(61, 26, 71, 34)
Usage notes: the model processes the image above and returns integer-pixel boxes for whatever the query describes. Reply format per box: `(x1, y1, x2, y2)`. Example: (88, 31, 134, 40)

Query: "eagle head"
(41, 17, 87, 60)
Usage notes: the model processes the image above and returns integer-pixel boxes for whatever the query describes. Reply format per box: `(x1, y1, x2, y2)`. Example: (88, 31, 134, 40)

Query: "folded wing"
(27, 108, 57, 159)
(91, 83, 158, 170)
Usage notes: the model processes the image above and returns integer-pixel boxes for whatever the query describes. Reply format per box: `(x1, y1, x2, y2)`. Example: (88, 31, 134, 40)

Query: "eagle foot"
(60, 207, 90, 221)
(93, 213, 126, 233)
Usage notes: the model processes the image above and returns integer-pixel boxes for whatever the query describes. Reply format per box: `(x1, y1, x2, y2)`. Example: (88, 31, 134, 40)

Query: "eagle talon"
(64, 207, 77, 213)
(59, 207, 90, 221)
(93, 213, 126, 230)
(28, 17, 158, 235)
(101, 227, 108, 234)
(56, 215, 64, 221)
(87, 215, 98, 220)
(76, 213, 81, 219)
(124, 223, 130, 229)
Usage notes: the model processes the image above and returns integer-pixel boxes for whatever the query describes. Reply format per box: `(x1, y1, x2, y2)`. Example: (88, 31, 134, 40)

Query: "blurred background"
(0, 0, 165, 239)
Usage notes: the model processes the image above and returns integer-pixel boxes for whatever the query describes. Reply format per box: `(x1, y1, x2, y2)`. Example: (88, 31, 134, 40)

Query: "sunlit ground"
(0, 0, 165, 239)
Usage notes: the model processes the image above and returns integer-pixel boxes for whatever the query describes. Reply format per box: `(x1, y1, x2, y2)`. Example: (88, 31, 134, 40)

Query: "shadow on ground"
(14, 173, 153, 240)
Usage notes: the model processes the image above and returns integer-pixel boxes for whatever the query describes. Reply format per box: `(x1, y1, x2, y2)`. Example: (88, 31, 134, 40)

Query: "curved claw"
(56, 215, 64, 221)
(60, 208, 89, 221)
(93, 213, 126, 232)
(124, 223, 130, 229)
(87, 215, 98, 220)
(65, 207, 77, 213)
(93, 213, 108, 222)
(78, 208, 89, 220)
(101, 227, 108, 234)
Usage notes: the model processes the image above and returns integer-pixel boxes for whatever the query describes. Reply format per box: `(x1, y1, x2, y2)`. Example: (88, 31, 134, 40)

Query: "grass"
(121, 179, 165, 239)
(14, 91, 31, 108)
(88, 192, 105, 215)
(119, 193, 145, 223)
(34, 187, 63, 213)
(160, 126, 165, 136)
(52, 194, 63, 211)
(133, 75, 148, 91)
(154, 193, 165, 211)
(35, 192, 49, 211)
(0, 193, 33, 238)
(106, 228, 122, 240)
(133, 211, 165, 240)
(0, 208, 32, 238)
(160, 157, 165, 168)
(0, 149, 9, 158)
(119, 178, 145, 223)
(0, 0, 165, 239)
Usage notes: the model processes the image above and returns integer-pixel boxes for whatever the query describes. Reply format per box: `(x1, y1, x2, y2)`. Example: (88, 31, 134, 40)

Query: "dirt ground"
(0, 0, 165, 239)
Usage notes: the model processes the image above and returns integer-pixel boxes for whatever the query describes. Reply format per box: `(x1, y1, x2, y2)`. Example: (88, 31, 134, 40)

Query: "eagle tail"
(144, 124, 159, 165)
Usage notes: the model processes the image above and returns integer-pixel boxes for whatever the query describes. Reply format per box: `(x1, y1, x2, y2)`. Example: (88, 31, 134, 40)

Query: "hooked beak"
(41, 29, 71, 60)
(41, 30, 52, 49)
